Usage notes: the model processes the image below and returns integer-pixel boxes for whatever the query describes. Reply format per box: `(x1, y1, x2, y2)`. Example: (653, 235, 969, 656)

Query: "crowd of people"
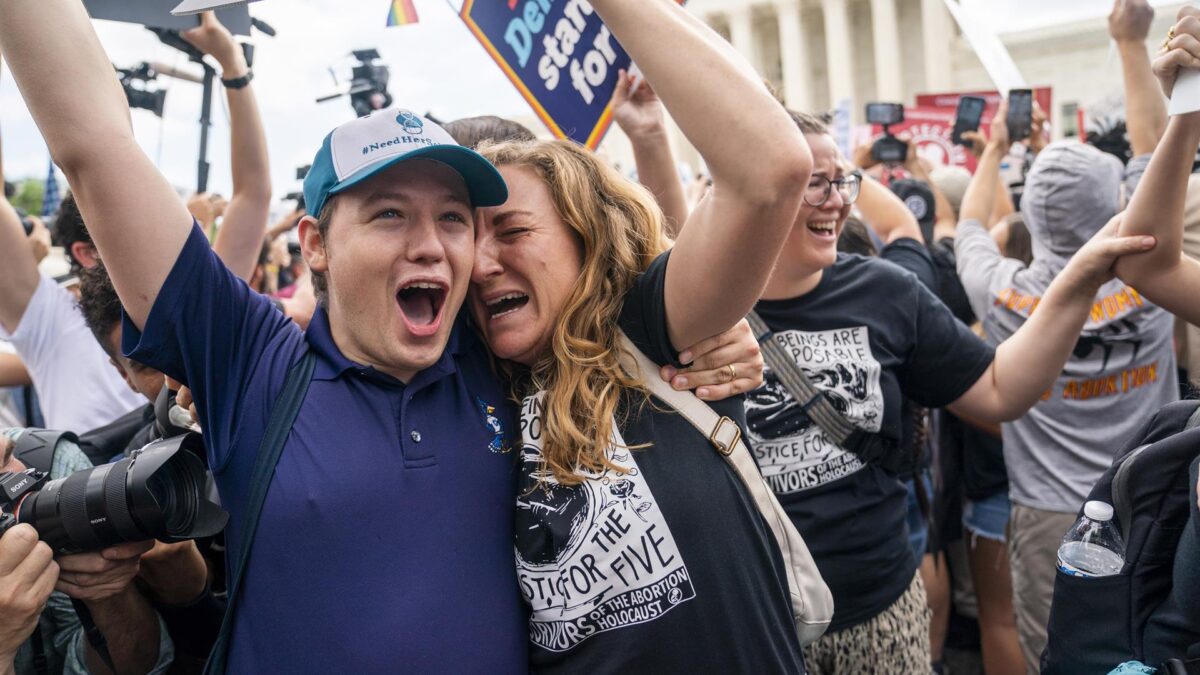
(0, 0, 1198, 673)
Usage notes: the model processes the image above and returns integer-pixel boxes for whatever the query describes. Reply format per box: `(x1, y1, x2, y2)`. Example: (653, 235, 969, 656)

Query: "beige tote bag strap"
(616, 332, 832, 645)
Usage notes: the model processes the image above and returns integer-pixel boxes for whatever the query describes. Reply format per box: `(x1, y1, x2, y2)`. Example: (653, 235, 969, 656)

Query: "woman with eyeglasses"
(742, 110, 1157, 674)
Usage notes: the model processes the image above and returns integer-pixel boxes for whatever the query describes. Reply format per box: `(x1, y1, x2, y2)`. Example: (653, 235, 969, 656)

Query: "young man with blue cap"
(0, 1, 527, 671)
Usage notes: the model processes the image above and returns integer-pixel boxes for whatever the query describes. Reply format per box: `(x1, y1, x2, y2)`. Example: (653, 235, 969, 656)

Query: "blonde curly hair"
(478, 139, 670, 486)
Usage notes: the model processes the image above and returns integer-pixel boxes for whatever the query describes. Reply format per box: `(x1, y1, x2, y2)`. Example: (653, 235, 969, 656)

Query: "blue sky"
(0, 0, 1182, 201)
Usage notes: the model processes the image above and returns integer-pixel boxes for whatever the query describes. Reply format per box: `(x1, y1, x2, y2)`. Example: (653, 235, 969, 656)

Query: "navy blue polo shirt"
(122, 224, 527, 673)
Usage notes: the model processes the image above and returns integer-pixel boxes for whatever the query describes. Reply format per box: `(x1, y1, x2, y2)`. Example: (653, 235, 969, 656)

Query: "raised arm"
(0, 0, 193, 328)
(592, 0, 811, 349)
(1111, 0, 1166, 156)
(951, 217, 1157, 421)
(183, 12, 271, 282)
(611, 70, 689, 237)
(959, 104, 1010, 227)
(1113, 10, 1200, 324)
(855, 174, 923, 245)
(0, 95, 41, 335)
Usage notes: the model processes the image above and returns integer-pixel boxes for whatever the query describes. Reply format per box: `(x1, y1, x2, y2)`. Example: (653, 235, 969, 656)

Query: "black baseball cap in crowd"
(890, 178, 936, 236)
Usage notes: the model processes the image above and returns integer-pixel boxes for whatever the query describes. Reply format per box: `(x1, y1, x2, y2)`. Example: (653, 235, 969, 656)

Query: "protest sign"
(83, 0, 253, 35)
(171, 0, 263, 16)
(459, 0, 681, 149)
(942, 0, 1026, 94)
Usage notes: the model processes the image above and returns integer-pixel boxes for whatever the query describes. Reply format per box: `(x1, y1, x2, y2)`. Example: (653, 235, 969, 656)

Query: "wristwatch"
(221, 69, 254, 90)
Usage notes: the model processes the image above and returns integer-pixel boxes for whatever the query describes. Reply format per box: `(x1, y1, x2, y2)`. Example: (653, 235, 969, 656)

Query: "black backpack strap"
(749, 312, 902, 472)
(12, 429, 77, 474)
(203, 351, 315, 675)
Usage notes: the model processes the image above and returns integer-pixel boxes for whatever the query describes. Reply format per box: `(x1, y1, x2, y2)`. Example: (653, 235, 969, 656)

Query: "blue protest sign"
(460, 0, 636, 149)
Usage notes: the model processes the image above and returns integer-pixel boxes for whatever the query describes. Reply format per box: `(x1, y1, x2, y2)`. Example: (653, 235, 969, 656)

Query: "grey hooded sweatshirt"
(955, 143, 1177, 514)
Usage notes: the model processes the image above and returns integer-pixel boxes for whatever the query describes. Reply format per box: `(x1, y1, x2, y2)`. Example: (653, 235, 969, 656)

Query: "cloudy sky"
(0, 0, 1184, 202)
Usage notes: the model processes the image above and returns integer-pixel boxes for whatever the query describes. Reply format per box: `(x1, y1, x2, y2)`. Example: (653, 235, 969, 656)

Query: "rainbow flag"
(387, 0, 419, 26)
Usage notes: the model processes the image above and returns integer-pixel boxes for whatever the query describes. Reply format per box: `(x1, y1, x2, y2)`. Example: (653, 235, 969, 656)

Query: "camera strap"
(203, 350, 316, 675)
(747, 312, 906, 474)
(70, 597, 116, 673)
(30, 617, 48, 675)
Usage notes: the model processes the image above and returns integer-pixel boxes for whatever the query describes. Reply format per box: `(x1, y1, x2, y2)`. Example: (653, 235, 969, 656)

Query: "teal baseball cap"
(303, 108, 509, 217)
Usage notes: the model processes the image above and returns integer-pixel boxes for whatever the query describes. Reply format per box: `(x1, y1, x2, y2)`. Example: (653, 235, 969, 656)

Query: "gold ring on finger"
(725, 364, 737, 383)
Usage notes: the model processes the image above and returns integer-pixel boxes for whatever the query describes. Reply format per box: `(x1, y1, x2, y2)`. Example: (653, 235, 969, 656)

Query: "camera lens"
(16, 434, 226, 554)
(145, 455, 198, 536)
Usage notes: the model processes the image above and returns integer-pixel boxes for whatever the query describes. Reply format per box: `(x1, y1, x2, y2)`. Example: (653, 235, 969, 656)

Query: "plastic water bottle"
(1056, 501, 1126, 578)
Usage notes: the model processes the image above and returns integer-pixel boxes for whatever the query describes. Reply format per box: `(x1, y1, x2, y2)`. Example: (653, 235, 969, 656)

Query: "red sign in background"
(865, 88, 1053, 173)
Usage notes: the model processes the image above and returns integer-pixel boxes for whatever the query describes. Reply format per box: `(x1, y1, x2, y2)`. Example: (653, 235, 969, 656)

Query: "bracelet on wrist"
(221, 69, 253, 90)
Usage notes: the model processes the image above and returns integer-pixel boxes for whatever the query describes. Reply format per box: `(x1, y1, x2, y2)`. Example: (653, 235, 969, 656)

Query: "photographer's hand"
(56, 540, 152, 602)
(138, 540, 208, 606)
(0, 525, 58, 664)
(852, 141, 880, 170)
(58, 541, 162, 675)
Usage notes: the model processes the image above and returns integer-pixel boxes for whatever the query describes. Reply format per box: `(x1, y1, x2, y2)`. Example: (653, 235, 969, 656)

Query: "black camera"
(872, 136, 908, 164)
(866, 102, 907, 165)
(0, 434, 226, 555)
(116, 63, 168, 118)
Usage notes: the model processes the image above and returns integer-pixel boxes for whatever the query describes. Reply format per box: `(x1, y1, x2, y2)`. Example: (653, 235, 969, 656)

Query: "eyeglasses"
(803, 172, 862, 207)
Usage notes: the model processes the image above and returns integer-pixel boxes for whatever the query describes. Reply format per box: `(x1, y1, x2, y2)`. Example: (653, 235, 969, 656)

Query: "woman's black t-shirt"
(747, 253, 993, 631)
(515, 252, 805, 673)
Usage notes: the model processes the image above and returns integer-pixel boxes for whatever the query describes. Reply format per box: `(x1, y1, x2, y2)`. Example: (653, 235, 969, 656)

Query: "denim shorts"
(905, 471, 933, 561)
(963, 490, 1012, 543)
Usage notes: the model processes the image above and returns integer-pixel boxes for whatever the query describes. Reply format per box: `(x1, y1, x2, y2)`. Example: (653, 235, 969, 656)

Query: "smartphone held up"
(1006, 89, 1034, 142)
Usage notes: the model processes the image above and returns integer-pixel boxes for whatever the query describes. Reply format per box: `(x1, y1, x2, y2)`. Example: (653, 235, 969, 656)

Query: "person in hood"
(735, 107, 1156, 675)
(954, 99, 1177, 671)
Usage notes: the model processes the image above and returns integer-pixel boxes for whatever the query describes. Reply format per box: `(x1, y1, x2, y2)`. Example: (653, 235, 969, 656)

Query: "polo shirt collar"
(304, 306, 460, 388)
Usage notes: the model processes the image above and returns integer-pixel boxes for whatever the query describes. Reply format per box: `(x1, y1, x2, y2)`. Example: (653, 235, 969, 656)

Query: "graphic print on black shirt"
(746, 326, 882, 494)
(516, 393, 696, 653)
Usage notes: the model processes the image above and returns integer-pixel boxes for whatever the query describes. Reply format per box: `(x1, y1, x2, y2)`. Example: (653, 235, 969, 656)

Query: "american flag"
(41, 159, 60, 218)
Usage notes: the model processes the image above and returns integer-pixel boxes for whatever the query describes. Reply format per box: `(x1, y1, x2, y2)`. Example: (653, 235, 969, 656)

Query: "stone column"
(727, 6, 760, 73)
(870, 0, 904, 101)
(822, 0, 856, 115)
(921, 0, 954, 93)
(774, 0, 813, 111)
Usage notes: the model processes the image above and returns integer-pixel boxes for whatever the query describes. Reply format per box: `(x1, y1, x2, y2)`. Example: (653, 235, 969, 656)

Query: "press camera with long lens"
(0, 434, 226, 555)
(117, 62, 169, 118)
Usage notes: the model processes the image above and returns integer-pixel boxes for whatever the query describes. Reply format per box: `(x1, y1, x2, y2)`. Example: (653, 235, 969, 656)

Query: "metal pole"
(197, 63, 215, 194)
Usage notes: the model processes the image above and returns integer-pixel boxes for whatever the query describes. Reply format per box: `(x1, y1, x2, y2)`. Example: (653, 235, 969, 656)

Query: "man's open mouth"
(485, 292, 529, 320)
(396, 281, 447, 336)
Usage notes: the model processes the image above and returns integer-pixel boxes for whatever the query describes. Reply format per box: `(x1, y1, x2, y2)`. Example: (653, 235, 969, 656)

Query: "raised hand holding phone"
(952, 96, 986, 146)
(1006, 89, 1034, 142)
